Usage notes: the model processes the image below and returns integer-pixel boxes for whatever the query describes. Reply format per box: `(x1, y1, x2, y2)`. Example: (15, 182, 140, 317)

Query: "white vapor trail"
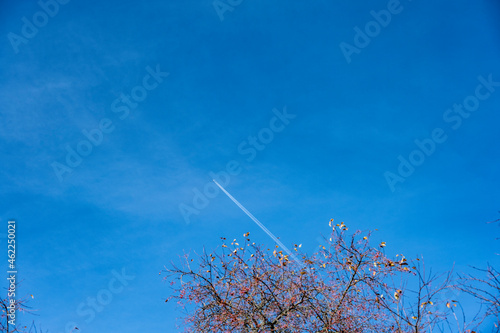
(213, 179, 305, 269)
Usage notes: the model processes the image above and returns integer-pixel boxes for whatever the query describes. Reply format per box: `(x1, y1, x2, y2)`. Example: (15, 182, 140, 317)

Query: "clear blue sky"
(1, 0, 499, 332)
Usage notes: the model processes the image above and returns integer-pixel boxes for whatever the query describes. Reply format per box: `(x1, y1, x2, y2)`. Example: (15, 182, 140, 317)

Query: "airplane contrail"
(212, 179, 305, 269)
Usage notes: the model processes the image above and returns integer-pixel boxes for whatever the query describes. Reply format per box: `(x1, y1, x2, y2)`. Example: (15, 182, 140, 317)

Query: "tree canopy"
(164, 221, 466, 332)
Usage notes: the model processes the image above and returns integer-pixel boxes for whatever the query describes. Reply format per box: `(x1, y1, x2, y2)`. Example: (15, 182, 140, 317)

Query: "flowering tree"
(164, 221, 456, 332)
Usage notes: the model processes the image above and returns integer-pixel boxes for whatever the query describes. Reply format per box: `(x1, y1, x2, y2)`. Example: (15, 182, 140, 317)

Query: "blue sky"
(1, 0, 499, 332)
